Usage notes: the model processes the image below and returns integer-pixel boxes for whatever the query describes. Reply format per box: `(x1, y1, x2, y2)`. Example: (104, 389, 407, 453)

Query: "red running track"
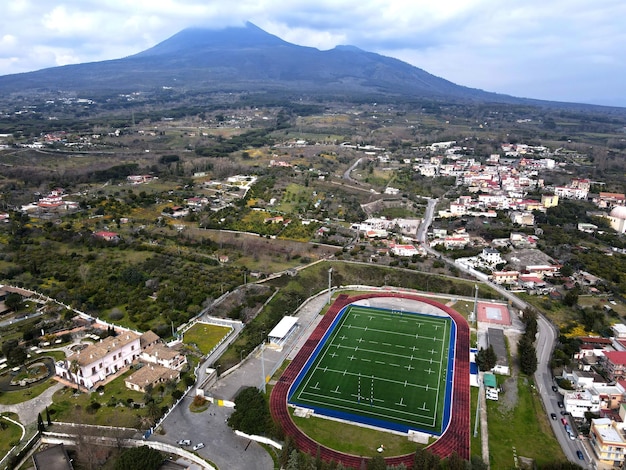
(269, 293, 470, 469)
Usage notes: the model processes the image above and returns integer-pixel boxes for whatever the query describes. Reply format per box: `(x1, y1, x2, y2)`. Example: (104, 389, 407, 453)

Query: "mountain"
(0, 22, 552, 104)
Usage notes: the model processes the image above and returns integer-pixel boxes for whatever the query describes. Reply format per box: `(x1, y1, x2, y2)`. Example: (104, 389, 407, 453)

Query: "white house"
(56, 332, 141, 390)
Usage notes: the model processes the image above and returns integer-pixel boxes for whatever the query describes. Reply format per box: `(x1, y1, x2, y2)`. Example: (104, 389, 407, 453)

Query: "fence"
(38, 431, 215, 469)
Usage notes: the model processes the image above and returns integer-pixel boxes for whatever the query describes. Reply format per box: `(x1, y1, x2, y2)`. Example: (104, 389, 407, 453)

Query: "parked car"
(552, 385, 558, 392)
(561, 418, 568, 425)
(576, 450, 584, 460)
(558, 401, 564, 408)
(193, 443, 205, 451)
(560, 410, 570, 416)
(550, 413, 557, 420)
(177, 439, 191, 446)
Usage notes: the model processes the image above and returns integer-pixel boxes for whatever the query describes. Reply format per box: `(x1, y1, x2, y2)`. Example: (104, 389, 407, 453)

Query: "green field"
(289, 304, 452, 434)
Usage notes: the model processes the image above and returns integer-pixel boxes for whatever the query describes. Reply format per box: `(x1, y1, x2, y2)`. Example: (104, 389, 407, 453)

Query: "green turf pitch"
(290, 304, 451, 434)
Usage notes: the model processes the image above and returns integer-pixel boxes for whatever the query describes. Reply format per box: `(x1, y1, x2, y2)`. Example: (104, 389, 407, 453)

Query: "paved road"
(0, 381, 63, 425)
(153, 293, 329, 470)
(417, 200, 589, 466)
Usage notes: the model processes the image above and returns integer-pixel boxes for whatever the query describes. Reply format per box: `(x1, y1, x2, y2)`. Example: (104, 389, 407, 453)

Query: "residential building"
(93, 231, 120, 242)
(140, 343, 187, 370)
(563, 389, 600, 418)
(55, 332, 141, 389)
(601, 351, 626, 381)
(589, 418, 626, 466)
(541, 193, 559, 208)
(510, 211, 535, 226)
(479, 247, 503, 266)
(491, 271, 520, 285)
(124, 364, 180, 393)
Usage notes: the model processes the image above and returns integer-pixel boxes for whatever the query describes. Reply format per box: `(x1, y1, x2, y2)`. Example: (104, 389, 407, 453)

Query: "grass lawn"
(0, 377, 57, 405)
(290, 410, 419, 458)
(470, 387, 482, 459)
(0, 413, 23, 456)
(183, 323, 232, 355)
(50, 370, 150, 428)
(487, 377, 565, 468)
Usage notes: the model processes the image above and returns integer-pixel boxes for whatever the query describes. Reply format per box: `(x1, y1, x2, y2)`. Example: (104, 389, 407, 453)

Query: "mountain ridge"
(0, 22, 615, 111)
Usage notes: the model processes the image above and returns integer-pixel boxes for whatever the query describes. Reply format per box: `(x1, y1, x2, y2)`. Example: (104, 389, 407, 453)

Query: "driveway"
(153, 292, 329, 470)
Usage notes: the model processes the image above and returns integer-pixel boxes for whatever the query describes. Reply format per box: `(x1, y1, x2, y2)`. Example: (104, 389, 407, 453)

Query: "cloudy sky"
(1, 0, 625, 107)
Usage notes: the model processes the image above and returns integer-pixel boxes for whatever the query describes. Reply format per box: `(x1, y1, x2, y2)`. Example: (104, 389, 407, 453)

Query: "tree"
(227, 387, 271, 436)
(114, 446, 163, 470)
(37, 412, 45, 432)
(476, 345, 497, 371)
(69, 359, 82, 392)
(2, 339, 26, 367)
(519, 335, 538, 375)
(366, 454, 386, 470)
(46, 407, 52, 426)
(521, 308, 538, 340)
(4, 292, 23, 311)
(563, 290, 579, 307)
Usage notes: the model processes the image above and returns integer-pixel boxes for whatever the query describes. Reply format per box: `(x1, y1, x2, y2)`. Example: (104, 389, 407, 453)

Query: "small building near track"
(268, 316, 299, 351)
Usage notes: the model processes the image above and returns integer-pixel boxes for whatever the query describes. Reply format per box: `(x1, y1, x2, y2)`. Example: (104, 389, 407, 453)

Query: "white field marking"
(369, 316, 374, 321)
(375, 360, 385, 365)
(295, 305, 447, 428)
(296, 304, 354, 397)
(389, 363, 400, 367)
(406, 364, 414, 371)
(397, 397, 406, 407)
(430, 349, 436, 354)
(382, 342, 391, 346)
(369, 340, 379, 344)
(340, 335, 347, 340)
(312, 382, 320, 390)
(330, 352, 338, 358)
(296, 390, 436, 423)
(331, 343, 440, 364)
(349, 355, 356, 361)
(313, 366, 439, 393)
(395, 344, 405, 348)
(361, 358, 371, 362)
(399, 320, 408, 323)
(331, 386, 341, 394)
(419, 402, 430, 411)
(433, 314, 450, 429)
(364, 327, 367, 332)
(426, 368, 434, 374)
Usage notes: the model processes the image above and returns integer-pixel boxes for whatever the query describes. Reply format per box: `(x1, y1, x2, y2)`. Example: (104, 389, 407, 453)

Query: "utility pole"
(328, 267, 333, 305)
(471, 284, 479, 323)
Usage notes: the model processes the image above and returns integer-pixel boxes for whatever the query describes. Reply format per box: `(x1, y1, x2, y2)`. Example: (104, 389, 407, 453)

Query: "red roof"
(93, 231, 119, 238)
(579, 336, 612, 345)
(604, 351, 626, 365)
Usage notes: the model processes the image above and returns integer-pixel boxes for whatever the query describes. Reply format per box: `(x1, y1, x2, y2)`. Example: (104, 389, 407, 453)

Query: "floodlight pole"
(471, 284, 478, 323)
(328, 267, 333, 305)
(261, 341, 266, 394)
(474, 378, 481, 437)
